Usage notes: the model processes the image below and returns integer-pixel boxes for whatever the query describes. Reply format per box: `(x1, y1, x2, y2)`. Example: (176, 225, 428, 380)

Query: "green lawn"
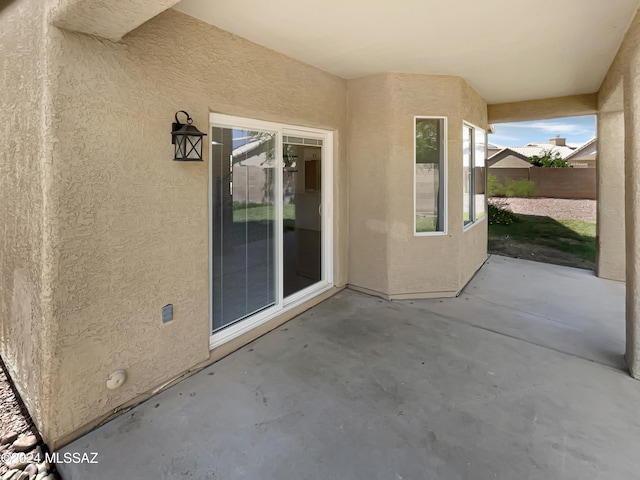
(417, 212, 485, 232)
(416, 216, 437, 233)
(489, 214, 596, 265)
(233, 203, 295, 222)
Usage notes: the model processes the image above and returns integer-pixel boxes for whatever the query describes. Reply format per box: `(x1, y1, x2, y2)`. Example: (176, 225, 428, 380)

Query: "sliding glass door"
(282, 137, 323, 297)
(209, 114, 332, 343)
(210, 126, 277, 332)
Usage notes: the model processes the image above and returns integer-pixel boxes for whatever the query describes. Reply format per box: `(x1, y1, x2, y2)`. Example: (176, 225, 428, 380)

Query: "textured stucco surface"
(623, 19, 640, 378)
(597, 9, 633, 285)
(459, 80, 490, 287)
(347, 74, 488, 298)
(488, 94, 598, 123)
(597, 111, 626, 281)
(50, 0, 181, 41)
(624, 70, 640, 378)
(39, 9, 348, 447)
(346, 75, 392, 294)
(599, 7, 640, 377)
(600, 7, 640, 114)
(0, 0, 56, 439)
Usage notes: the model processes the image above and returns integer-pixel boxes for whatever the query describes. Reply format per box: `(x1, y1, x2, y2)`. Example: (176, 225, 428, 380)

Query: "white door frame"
(208, 113, 334, 350)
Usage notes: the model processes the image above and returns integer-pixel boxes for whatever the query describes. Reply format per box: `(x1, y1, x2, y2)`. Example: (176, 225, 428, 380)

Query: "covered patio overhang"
(57, 256, 636, 479)
(49, 0, 637, 106)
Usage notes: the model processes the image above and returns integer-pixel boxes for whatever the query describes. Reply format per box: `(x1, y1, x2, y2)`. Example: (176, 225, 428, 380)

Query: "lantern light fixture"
(171, 110, 206, 161)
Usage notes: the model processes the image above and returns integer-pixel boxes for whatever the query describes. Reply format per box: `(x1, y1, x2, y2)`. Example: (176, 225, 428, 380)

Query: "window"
(462, 123, 486, 227)
(415, 117, 447, 234)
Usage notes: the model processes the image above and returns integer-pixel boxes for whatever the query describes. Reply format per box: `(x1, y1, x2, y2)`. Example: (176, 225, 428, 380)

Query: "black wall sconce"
(171, 110, 206, 161)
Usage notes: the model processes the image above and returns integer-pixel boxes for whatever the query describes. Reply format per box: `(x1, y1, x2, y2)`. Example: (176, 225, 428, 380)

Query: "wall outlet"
(162, 304, 174, 323)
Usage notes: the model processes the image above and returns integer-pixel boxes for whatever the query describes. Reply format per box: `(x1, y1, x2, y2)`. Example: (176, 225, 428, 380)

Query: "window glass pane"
(415, 118, 446, 233)
(283, 135, 304, 145)
(283, 143, 323, 297)
(211, 127, 276, 333)
(463, 125, 473, 226)
(475, 128, 486, 220)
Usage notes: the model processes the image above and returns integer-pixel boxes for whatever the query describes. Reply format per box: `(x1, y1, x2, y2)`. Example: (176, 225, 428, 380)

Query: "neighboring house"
(1, 0, 639, 451)
(487, 142, 598, 199)
(510, 137, 577, 160)
(487, 148, 532, 168)
(488, 137, 597, 169)
(487, 138, 598, 197)
(487, 142, 505, 158)
(565, 137, 598, 168)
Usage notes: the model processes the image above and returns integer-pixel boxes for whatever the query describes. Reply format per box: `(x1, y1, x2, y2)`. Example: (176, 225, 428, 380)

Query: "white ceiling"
(174, 0, 640, 104)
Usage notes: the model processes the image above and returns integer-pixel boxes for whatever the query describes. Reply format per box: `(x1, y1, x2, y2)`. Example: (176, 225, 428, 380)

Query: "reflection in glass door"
(282, 138, 323, 297)
(210, 126, 276, 332)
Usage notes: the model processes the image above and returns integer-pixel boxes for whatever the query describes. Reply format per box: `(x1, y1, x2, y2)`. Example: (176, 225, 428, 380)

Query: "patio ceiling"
(173, 0, 640, 104)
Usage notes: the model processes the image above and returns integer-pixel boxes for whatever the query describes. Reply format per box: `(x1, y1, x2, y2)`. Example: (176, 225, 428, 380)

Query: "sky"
(489, 115, 596, 147)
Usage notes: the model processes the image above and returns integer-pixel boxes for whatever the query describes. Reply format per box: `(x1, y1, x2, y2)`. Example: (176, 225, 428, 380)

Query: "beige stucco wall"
(488, 94, 598, 124)
(346, 75, 392, 294)
(598, 6, 640, 378)
(347, 74, 488, 299)
(4, 0, 491, 448)
(40, 8, 348, 446)
(596, 111, 625, 281)
(458, 81, 490, 287)
(597, 11, 629, 284)
(386, 74, 463, 297)
(599, 8, 631, 116)
(625, 68, 640, 378)
(50, 0, 181, 41)
(0, 0, 57, 439)
(621, 8, 640, 379)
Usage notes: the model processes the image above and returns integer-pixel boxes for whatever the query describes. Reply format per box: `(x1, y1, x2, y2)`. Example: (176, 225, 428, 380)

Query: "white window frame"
(463, 121, 487, 231)
(208, 113, 334, 350)
(414, 116, 448, 236)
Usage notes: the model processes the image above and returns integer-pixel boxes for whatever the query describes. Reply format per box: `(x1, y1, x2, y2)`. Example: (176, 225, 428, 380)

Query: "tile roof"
(509, 143, 576, 159)
(564, 137, 597, 160)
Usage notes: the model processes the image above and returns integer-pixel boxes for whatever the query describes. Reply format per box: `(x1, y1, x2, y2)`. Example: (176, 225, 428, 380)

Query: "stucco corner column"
(623, 55, 640, 379)
(596, 111, 625, 281)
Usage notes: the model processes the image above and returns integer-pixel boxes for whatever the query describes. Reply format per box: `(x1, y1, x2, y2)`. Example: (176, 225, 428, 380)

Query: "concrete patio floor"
(57, 255, 640, 480)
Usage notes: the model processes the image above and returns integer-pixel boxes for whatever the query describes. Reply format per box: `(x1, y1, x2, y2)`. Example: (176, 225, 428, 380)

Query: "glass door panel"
(211, 126, 277, 332)
(463, 124, 473, 226)
(282, 139, 322, 297)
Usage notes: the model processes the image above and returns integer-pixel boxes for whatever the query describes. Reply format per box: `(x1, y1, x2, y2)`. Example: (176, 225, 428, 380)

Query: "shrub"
(488, 175, 538, 198)
(504, 179, 538, 198)
(529, 149, 572, 168)
(488, 199, 519, 225)
(488, 174, 505, 197)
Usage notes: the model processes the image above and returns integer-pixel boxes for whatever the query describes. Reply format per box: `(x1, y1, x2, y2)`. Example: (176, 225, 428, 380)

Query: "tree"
(528, 149, 572, 168)
(415, 119, 441, 164)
